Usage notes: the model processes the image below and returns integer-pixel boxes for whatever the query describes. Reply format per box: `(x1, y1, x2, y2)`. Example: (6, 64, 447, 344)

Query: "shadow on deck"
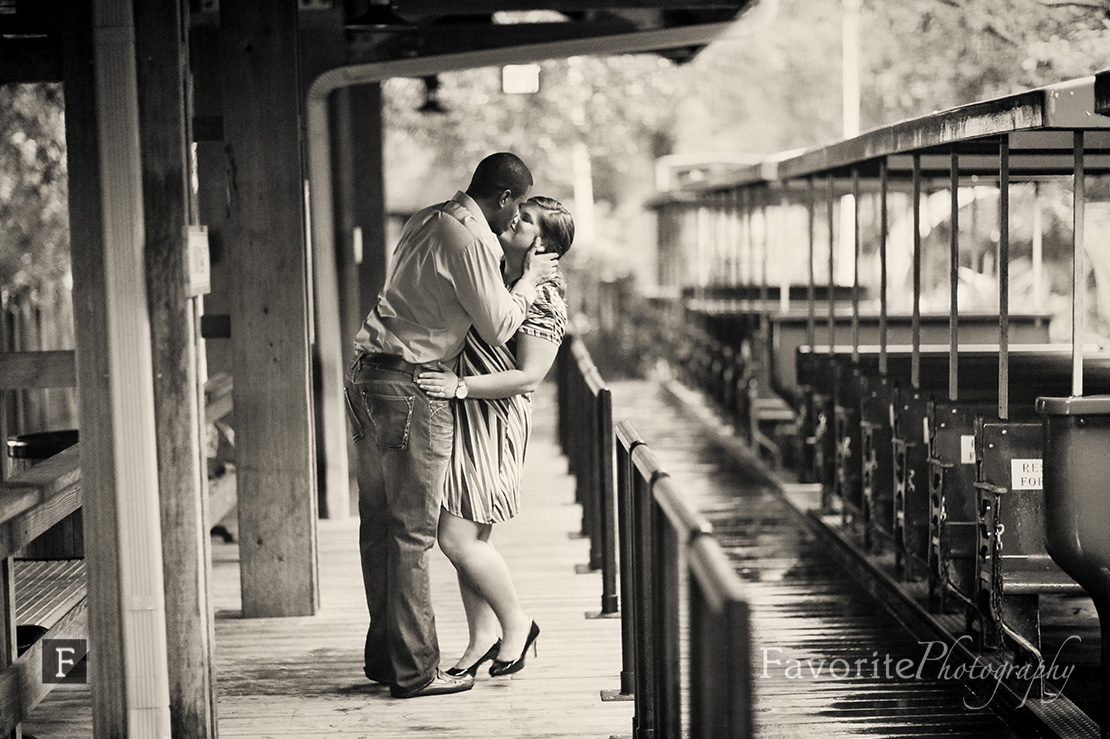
(23, 384, 633, 739)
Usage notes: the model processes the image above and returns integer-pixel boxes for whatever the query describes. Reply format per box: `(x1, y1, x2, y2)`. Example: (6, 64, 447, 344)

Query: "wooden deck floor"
(23, 385, 633, 738)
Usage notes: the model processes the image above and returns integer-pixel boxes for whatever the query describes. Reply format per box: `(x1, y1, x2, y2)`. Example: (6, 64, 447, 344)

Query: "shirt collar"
(452, 191, 494, 238)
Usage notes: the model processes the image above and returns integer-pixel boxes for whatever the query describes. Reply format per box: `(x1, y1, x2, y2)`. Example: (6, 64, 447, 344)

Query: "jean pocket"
(343, 387, 365, 442)
(364, 391, 414, 450)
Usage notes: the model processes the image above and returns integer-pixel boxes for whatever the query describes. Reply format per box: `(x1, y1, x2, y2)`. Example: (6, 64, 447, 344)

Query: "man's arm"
(454, 240, 556, 346)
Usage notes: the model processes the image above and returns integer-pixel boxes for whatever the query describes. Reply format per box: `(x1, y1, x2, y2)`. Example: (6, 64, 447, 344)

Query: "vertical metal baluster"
(1073, 130, 1086, 397)
(912, 154, 922, 390)
(999, 136, 1010, 420)
(879, 158, 889, 376)
(949, 149, 959, 402)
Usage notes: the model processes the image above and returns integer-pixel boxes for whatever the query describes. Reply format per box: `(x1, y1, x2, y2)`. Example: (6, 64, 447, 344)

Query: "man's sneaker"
(393, 669, 474, 698)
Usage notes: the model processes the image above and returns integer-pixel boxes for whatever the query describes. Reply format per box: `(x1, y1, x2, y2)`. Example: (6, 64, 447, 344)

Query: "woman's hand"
(416, 365, 460, 399)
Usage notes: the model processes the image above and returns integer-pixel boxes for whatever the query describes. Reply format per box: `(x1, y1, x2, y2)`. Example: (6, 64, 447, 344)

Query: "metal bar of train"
(642, 70, 1110, 738)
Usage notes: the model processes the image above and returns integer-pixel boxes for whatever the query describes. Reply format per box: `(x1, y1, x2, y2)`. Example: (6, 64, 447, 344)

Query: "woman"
(416, 196, 573, 678)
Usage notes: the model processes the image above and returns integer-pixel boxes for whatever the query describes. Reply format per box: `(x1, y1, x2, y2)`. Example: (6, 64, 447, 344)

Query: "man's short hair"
(466, 153, 533, 200)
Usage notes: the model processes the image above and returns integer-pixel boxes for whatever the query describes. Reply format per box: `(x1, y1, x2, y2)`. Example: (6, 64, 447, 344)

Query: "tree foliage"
(383, 0, 1110, 210)
(0, 83, 68, 294)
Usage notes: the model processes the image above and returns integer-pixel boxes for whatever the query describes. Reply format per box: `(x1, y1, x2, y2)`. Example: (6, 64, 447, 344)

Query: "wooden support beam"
(394, 0, 743, 12)
(192, 26, 233, 377)
(0, 352, 76, 390)
(221, 0, 319, 617)
(62, 0, 173, 733)
(134, 0, 218, 736)
(349, 84, 389, 322)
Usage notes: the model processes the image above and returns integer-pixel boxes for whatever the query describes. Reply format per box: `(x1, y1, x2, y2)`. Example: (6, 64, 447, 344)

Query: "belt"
(357, 352, 422, 375)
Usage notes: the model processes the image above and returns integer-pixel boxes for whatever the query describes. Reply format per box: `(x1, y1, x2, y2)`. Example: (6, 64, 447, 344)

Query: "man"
(345, 153, 557, 698)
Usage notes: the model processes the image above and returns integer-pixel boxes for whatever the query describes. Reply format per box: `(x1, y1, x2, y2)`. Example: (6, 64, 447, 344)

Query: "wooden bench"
(0, 365, 235, 736)
(770, 312, 1050, 402)
(0, 444, 85, 736)
(974, 419, 1086, 666)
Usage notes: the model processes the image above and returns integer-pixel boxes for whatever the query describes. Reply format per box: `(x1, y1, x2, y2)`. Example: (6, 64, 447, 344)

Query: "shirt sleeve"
(518, 281, 567, 345)
(452, 236, 537, 346)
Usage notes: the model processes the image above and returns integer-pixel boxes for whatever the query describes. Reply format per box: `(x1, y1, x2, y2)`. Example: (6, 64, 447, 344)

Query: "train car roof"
(648, 70, 1110, 206)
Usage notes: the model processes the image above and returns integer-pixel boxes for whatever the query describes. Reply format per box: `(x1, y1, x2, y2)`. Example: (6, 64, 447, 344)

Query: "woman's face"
(499, 202, 543, 256)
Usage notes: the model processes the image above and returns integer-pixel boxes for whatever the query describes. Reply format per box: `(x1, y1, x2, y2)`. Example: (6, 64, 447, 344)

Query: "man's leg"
(345, 376, 391, 683)
(379, 387, 453, 695)
(349, 364, 453, 696)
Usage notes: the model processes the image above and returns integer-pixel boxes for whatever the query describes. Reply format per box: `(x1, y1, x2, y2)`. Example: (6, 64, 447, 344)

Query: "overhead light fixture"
(502, 64, 540, 95)
(418, 76, 447, 115)
(345, 1, 414, 32)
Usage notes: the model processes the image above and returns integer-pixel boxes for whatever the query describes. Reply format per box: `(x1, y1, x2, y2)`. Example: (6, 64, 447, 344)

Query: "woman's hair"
(529, 196, 574, 258)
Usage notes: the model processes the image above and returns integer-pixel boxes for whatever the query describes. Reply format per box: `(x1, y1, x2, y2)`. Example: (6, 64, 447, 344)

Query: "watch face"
(455, 381, 468, 399)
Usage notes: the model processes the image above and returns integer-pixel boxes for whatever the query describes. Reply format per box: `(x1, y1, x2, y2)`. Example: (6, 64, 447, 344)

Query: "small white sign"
(188, 225, 211, 297)
(1011, 458, 1043, 490)
(960, 435, 976, 464)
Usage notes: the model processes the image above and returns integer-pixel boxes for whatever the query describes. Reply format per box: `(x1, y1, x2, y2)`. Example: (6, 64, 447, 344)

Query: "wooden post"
(221, 0, 319, 617)
(192, 24, 232, 377)
(351, 84, 389, 320)
(62, 0, 173, 733)
(134, 0, 218, 735)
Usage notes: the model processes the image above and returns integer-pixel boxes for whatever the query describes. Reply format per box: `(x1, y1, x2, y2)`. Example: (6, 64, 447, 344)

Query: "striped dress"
(443, 274, 568, 524)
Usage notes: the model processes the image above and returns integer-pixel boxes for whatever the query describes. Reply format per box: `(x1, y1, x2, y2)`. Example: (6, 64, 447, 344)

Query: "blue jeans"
(344, 355, 454, 696)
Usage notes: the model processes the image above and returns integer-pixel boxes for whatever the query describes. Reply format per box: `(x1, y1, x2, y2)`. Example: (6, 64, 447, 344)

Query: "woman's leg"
(438, 509, 533, 664)
(453, 533, 500, 668)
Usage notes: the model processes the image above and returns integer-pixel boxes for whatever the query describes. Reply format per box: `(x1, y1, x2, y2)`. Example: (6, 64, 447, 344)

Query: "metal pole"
(879, 158, 889, 376)
(912, 154, 922, 390)
(999, 136, 1010, 420)
(949, 149, 959, 402)
(598, 387, 618, 614)
(827, 174, 836, 358)
(1073, 131, 1086, 397)
(808, 177, 817, 349)
(1033, 182, 1044, 312)
(852, 167, 861, 363)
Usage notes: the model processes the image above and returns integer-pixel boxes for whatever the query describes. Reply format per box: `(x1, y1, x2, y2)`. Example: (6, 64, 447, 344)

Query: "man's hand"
(521, 245, 558, 288)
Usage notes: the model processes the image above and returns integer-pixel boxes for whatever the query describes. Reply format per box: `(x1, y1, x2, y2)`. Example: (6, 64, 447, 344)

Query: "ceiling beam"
(394, 0, 745, 13)
(0, 37, 63, 84)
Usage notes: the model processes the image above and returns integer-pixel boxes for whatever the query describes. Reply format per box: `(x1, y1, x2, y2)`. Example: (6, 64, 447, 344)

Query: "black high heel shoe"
(488, 621, 540, 677)
(445, 639, 501, 678)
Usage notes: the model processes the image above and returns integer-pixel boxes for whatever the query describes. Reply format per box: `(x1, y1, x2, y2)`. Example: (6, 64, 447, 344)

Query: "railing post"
(597, 387, 619, 614)
(586, 373, 603, 570)
(688, 535, 753, 738)
(612, 421, 644, 701)
(631, 447, 664, 738)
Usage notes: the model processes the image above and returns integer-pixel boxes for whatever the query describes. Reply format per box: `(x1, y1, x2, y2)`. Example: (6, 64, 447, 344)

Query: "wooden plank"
(134, 0, 218, 735)
(0, 351, 76, 390)
(221, 0, 318, 617)
(0, 593, 87, 736)
(204, 373, 234, 423)
(63, 0, 173, 734)
(0, 448, 81, 559)
(207, 471, 237, 531)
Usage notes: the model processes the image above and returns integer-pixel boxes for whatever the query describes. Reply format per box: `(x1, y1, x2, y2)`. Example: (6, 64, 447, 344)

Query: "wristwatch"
(453, 378, 469, 400)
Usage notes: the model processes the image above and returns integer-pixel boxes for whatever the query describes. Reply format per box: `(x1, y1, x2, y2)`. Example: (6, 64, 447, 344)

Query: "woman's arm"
(416, 334, 559, 399)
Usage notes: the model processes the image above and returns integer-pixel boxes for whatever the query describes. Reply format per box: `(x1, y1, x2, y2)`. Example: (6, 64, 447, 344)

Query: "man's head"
(465, 152, 533, 233)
